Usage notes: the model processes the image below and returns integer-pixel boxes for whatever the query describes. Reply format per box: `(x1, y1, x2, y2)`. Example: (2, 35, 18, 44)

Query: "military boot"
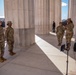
(9, 51, 16, 56)
(58, 43, 61, 46)
(1, 57, 7, 61)
(0, 57, 4, 63)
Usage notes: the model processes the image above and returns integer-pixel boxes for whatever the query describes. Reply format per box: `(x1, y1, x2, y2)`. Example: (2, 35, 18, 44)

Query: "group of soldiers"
(0, 21, 16, 63)
(56, 18, 74, 50)
(0, 18, 74, 62)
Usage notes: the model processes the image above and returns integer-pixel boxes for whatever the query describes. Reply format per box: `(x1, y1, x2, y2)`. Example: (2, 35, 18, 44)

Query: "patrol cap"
(67, 18, 71, 20)
(67, 18, 72, 23)
(7, 21, 12, 25)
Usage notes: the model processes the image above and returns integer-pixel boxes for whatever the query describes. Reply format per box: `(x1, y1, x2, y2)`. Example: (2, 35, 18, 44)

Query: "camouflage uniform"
(56, 25, 65, 45)
(0, 25, 5, 62)
(5, 26, 14, 54)
(66, 23, 74, 44)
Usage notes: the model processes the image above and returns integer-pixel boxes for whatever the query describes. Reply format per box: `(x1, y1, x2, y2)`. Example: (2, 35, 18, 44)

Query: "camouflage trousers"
(0, 42, 4, 57)
(57, 33, 64, 44)
(66, 32, 73, 44)
(7, 41, 14, 53)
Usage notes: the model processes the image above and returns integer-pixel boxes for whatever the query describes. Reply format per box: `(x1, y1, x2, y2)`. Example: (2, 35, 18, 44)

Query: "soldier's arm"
(5, 28, 8, 40)
(70, 23, 74, 30)
(72, 24, 74, 29)
(56, 27, 58, 33)
(3, 28, 5, 41)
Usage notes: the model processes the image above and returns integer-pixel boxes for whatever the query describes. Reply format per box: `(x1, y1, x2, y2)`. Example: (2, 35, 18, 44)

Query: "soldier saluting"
(5, 21, 16, 56)
(65, 18, 74, 50)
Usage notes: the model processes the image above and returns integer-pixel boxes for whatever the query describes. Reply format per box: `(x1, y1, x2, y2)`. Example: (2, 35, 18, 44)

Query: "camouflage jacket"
(5, 26, 14, 42)
(0, 26, 5, 42)
(66, 23, 74, 34)
(56, 26, 65, 34)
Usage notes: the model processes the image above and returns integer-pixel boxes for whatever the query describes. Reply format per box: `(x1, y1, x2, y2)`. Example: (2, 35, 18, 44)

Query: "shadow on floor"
(0, 44, 63, 75)
(36, 34, 76, 60)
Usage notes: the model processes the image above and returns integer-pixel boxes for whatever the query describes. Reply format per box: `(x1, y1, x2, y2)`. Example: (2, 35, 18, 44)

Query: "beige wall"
(4, 0, 35, 48)
(49, 0, 55, 31)
(34, 0, 61, 34)
(34, 0, 50, 34)
(55, 0, 61, 28)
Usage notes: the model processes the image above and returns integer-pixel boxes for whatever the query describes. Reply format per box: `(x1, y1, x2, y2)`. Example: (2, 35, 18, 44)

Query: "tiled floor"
(0, 33, 76, 75)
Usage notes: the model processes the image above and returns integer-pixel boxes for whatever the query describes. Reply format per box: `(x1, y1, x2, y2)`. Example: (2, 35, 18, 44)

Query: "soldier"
(56, 22, 65, 46)
(65, 18, 74, 50)
(5, 21, 16, 56)
(52, 21, 56, 32)
(0, 21, 6, 62)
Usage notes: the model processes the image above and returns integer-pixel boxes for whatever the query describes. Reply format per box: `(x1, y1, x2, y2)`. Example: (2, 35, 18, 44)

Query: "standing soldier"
(52, 21, 56, 32)
(65, 18, 74, 50)
(56, 22, 65, 46)
(5, 21, 16, 56)
(0, 21, 6, 62)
